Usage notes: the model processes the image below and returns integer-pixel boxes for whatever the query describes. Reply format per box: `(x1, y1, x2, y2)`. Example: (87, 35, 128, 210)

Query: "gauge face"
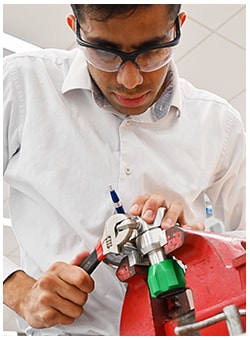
(164, 227, 185, 254)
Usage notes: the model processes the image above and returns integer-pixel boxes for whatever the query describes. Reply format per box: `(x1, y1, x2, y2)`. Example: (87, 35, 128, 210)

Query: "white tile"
(218, 7, 246, 49)
(8, 252, 21, 266)
(3, 203, 10, 219)
(3, 181, 10, 218)
(175, 18, 211, 61)
(3, 4, 74, 50)
(3, 229, 21, 332)
(3, 226, 19, 258)
(182, 4, 245, 31)
(176, 33, 245, 101)
(3, 230, 20, 332)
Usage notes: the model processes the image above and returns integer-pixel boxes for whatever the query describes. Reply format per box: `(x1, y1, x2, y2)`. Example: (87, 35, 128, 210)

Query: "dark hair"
(70, 4, 181, 23)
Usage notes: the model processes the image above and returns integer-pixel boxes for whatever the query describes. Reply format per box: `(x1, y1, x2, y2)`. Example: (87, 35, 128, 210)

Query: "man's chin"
(113, 104, 149, 116)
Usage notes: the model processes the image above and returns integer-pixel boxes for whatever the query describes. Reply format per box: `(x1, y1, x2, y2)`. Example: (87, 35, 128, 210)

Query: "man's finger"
(161, 200, 186, 229)
(130, 193, 168, 224)
(183, 222, 205, 231)
(70, 251, 90, 266)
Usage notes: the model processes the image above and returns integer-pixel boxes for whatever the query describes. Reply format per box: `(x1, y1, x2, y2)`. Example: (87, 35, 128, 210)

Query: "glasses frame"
(75, 16, 181, 71)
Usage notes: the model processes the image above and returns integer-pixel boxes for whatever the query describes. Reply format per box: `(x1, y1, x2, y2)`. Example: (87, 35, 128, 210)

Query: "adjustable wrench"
(79, 214, 140, 274)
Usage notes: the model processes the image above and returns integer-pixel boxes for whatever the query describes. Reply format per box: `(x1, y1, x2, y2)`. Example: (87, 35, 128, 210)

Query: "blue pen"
(109, 185, 125, 214)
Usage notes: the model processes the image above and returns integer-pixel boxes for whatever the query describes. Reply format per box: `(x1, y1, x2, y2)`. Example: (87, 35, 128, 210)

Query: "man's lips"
(114, 93, 148, 107)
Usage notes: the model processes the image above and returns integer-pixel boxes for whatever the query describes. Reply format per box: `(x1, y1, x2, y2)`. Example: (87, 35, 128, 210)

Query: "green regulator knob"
(148, 258, 186, 298)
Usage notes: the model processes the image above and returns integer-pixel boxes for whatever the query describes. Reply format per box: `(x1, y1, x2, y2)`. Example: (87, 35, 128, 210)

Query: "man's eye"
(140, 47, 170, 59)
(91, 49, 118, 61)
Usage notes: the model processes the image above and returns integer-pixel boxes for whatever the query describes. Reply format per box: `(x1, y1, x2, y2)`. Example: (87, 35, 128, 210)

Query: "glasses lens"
(136, 47, 173, 72)
(82, 47, 122, 72)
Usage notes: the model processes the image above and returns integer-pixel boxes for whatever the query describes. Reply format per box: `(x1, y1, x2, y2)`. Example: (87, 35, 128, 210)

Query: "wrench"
(79, 214, 140, 274)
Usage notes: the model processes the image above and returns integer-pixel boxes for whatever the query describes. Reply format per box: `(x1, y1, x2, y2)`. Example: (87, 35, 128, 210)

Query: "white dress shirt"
(3, 48, 245, 335)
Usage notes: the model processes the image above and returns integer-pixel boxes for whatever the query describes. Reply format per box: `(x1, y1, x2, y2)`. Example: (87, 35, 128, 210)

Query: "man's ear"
(67, 14, 76, 32)
(178, 12, 187, 28)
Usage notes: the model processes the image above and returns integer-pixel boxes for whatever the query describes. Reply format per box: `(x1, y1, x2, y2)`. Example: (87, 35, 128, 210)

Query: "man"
(3, 4, 245, 336)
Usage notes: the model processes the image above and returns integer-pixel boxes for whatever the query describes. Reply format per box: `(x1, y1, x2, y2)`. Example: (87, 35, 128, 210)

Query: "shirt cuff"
(3, 256, 22, 282)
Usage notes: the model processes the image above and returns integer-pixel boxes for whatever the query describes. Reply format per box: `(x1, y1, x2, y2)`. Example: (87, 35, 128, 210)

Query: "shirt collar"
(61, 49, 93, 94)
(62, 48, 182, 120)
(152, 61, 182, 120)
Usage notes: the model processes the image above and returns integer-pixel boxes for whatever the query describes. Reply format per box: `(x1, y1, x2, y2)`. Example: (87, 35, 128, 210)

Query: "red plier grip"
(79, 240, 105, 275)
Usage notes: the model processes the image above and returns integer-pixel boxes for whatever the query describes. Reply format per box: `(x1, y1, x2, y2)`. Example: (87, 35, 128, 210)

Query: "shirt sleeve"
(3, 55, 23, 174)
(206, 106, 246, 237)
(3, 56, 24, 280)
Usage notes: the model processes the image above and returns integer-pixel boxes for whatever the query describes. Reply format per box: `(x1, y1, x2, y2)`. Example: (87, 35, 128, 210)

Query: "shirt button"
(126, 120, 131, 126)
(125, 167, 132, 175)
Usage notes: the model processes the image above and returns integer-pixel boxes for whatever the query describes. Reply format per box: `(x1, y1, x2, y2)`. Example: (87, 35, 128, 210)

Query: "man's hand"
(129, 193, 205, 231)
(3, 252, 94, 329)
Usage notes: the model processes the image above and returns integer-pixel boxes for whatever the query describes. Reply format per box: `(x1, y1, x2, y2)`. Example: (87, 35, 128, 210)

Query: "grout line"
(229, 89, 246, 102)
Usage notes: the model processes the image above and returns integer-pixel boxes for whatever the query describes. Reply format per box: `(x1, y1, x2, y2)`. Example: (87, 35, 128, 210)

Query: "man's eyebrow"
(85, 36, 122, 49)
(134, 35, 171, 49)
(85, 34, 171, 50)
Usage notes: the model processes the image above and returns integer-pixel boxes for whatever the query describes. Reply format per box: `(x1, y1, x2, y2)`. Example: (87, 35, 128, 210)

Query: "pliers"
(79, 213, 140, 275)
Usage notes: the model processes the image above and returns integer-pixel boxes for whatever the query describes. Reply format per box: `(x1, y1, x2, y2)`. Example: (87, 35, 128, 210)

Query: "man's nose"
(116, 61, 143, 89)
